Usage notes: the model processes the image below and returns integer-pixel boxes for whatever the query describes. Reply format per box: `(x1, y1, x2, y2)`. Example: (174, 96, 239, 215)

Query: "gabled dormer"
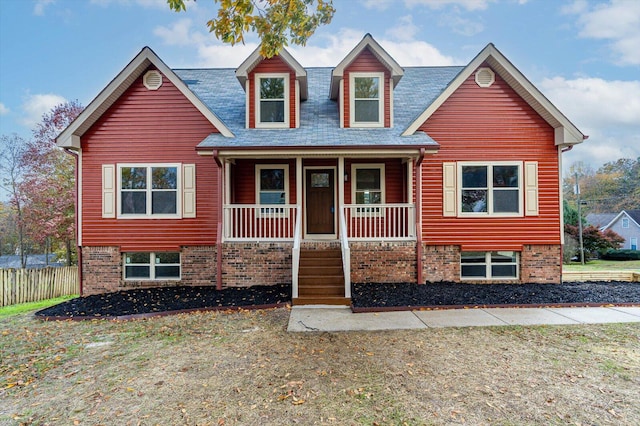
(330, 34, 403, 129)
(236, 47, 307, 129)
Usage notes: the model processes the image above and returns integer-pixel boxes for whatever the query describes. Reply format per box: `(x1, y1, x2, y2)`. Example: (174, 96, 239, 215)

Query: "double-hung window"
(256, 73, 289, 128)
(350, 72, 384, 127)
(256, 164, 289, 215)
(622, 218, 629, 228)
(460, 163, 522, 216)
(119, 164, 180, 218)
(352, 164, 384, 214)
(461, 251, 518, 280)
(124, 252, 180, 280)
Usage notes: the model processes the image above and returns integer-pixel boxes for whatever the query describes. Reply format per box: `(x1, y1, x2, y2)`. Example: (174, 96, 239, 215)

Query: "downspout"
(213, 150, 223, 290)
(64, 148, 82, 296)
(415, 148, 425, 285)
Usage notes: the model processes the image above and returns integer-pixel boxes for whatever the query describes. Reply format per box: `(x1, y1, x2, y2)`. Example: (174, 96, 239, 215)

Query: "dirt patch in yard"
(2, 308, 639, 425)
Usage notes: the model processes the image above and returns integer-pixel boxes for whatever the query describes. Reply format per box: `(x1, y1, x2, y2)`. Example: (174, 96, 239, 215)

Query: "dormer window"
(255, 73, 290, 128)
(350, 72, 384, 127)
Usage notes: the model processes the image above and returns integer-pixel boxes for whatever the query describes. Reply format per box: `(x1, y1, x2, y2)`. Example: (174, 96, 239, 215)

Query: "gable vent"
(475, 67, 495, 88)
(143, 70, 163, 90)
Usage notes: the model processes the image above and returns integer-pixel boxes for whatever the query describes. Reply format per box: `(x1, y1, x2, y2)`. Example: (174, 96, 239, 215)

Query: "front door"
(306, 169, 335, 235)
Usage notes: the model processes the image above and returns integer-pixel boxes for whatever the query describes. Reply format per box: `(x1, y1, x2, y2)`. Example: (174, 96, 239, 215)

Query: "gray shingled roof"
(173, 67, 463, 149)
(586, 213, 617, 228)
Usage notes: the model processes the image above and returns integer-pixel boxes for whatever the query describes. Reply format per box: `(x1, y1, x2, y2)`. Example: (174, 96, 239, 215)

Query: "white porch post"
(296, 157, 302, 211)
(338, 157, 345, 217)
(223, 160, 231, 239)
(407, 159, 415, 237)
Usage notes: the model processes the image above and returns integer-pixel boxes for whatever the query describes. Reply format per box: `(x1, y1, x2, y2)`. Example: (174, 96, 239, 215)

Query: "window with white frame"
(461, 251, 518, 280)
(256, 164, 289, 211)
(124, 252, 180, 280)
(350, 72, 384, 127)
(119, 164, 180, 218)
(352, 164, 385, 205)
(622, 217, 629, 228)
(255, 73, 289, 127)
(459, 163, 522, 215)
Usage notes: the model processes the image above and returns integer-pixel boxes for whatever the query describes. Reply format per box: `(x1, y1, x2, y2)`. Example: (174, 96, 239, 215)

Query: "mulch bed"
(34, 281, 640, 319)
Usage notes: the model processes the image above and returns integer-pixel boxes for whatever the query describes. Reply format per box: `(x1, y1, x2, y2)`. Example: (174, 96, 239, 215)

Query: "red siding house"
(57, 34, 586, 304)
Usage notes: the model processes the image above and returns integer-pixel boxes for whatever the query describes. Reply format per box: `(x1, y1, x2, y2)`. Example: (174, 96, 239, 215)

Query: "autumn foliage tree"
(19, 101, 84, 265)
(564, 224, 624, 258)
(167, 0, 335, 57)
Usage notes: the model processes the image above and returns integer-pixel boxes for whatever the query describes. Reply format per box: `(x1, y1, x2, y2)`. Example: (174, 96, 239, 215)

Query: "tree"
(19, 101, 83, 265)
(564, 224, 624, 258)
(167, 0, 335, 58)
(0, 134, 30, 267)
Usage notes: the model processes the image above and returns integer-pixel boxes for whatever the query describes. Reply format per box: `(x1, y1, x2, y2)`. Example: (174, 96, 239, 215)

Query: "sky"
(1, 0, 639, 178)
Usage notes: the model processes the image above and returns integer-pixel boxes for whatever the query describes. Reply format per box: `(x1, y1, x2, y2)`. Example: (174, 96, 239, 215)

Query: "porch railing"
(343, 203, 416, 240)
(291, 206, 302, 298)
(338, 207, 351, 298)
(223, 204, 298, 241)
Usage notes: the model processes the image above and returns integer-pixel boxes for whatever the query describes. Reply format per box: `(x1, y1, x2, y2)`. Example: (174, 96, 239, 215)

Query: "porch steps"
(293, 249, 350, 306)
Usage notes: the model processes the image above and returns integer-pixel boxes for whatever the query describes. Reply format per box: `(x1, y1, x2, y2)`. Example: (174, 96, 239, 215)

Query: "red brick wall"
(81, 245, 218, 295)
(421, 245, 459, 283)
(221, 242, 292, 287)
(350, 241, 417, 283)
(521, 245, 561, 283)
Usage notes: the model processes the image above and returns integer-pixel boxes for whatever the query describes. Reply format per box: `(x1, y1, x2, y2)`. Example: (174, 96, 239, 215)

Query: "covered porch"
(212, 149, 429, 304)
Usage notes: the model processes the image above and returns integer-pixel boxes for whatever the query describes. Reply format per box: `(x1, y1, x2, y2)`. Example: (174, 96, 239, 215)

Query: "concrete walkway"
(287, 305, 640, 332)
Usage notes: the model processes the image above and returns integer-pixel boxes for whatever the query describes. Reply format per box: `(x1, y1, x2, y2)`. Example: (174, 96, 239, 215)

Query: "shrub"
(601, 249, 640, 261)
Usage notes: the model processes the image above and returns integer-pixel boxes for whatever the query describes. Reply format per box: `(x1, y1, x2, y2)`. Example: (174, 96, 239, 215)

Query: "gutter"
(415, 148, 425, 285)
(64, 148, 83, 296)
(213, 150, 223, 290)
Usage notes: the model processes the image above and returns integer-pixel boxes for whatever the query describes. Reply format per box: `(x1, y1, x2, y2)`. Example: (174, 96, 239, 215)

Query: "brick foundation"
(520, 244, 562, 283)
(422, 245, 460, 283)
(81, 245, 218, 296)
(221, 242, 292, 287)
(350, 241, 417, 283)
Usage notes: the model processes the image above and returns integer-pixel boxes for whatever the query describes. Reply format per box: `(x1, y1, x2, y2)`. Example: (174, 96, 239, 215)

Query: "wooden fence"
(0, 266, 79, 307)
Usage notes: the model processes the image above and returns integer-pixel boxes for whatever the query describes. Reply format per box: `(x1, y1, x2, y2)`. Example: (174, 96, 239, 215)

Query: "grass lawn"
(1, 308, 639, 425)
(0, 295, 77, 318)
(563, 259, 640, 271)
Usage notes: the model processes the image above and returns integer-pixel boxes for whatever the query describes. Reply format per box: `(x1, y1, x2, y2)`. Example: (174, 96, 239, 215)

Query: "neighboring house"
(56, 34, 586, 303)
(588, 210, 640, 250)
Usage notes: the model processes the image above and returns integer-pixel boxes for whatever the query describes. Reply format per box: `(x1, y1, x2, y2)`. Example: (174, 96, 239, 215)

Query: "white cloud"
(34, 0, 55, 16)
(438, 11, 484, 36)
(0, 103, 9, 115)
(386, 15, 420, 42)
(541, 76, 640, 169)
(405, 0, 496, 11)
(153, 18, 206, 47)
(564, 0, 640, 66)
(20, 94, 66, 129)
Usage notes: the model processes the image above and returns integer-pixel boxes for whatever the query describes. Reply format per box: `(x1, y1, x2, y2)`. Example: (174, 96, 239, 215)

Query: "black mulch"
(351, 281, 640, 309)
(34, 281, 640, 319)
(35, 285, 291, 319)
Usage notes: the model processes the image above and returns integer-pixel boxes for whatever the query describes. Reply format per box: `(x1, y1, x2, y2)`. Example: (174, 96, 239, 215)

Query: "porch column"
(296, 157, 302, 209)
(407, 159, 415, 236)
(338, 157, 345, 212)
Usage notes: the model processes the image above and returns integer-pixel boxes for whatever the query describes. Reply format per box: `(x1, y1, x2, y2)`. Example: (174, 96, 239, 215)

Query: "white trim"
(602, 210, 640, 231)
(558, 147, 564, 244)
(349, 72, 385, 128)
(330, 33, 403, 100)
(117, 163, 182, 219)
(351, 163, 386, 205)
(57, 47, 233, 149)
(339, 80, 345, 128)
(216, 148, 431, 159)
(255, 164, 290, 207)
(460, 251, 519, 281)
(123, 252, 181, 281)
(295, 80, 300, 128)
(401, 44, 585, 146)
(303, 166, 337, 239)
(254, 73, 290, 128)
(245, 80, 250, 129)
(143, 70, 163, 90)
(457, 161, 523, 217)
(389, 78, 394, 128)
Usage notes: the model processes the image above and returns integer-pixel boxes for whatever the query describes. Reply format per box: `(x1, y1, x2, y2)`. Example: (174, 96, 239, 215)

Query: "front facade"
(592, 210, 640, 250)
(57, 35, 586, 303)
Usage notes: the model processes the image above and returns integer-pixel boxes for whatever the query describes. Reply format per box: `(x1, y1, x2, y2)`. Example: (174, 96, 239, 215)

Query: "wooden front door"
(306, 169, 335, 234)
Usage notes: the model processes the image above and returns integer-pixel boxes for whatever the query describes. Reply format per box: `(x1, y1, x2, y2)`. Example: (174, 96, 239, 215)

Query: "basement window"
(461, 251, 518, 280)
(124, 252, 181, 280)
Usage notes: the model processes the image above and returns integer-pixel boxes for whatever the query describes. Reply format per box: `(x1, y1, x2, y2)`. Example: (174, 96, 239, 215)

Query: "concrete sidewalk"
(287, 305, 640, 332)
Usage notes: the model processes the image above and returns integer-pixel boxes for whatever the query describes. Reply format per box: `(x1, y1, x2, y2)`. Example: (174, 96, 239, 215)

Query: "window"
(622, 218, 629, 228)
(459, 163, 522, 216)
(256, 164, 289, 213)
(255, 73, 289, 127)
(350, 72, 384, 127)
(631, 238, 638, 251)
(352, 164, 385, 205)
(118, 164, 180, 218)
(124, 252, 180, 280)
(461, 251, 518, 280)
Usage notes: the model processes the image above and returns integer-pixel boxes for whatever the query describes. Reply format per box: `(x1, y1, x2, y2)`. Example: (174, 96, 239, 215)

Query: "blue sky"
(1, 0, 639, 175)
